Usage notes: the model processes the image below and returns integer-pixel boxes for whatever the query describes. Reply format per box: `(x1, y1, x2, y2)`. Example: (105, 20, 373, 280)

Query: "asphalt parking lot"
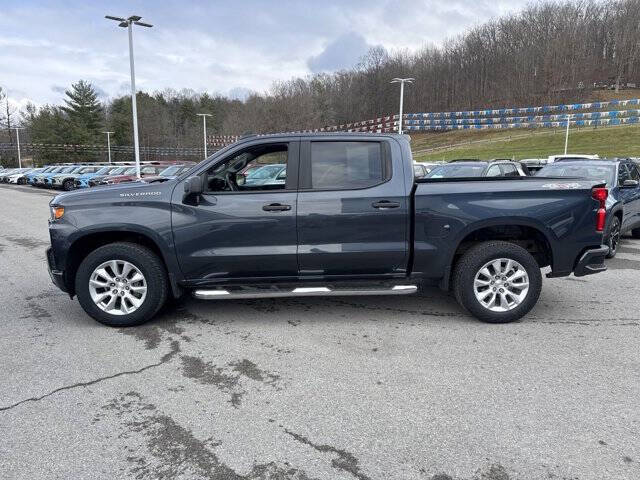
(0, 184, 639, 480)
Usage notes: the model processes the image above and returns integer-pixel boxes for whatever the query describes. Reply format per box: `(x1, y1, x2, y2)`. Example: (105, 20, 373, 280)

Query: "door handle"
(372, 200, 400, 209)
(262, 203, 292, 212)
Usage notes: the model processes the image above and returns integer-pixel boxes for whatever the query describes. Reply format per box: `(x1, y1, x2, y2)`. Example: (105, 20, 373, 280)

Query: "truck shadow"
(155, 287, 478, 328)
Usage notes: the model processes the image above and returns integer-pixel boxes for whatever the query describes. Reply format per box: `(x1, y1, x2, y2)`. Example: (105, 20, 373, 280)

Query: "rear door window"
(309, 141, 388, 190)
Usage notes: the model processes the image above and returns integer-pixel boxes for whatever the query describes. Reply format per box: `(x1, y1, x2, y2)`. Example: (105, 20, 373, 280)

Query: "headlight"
(50, 206, 64, 221)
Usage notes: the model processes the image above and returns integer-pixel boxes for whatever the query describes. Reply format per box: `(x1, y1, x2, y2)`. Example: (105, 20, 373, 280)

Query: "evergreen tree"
(61, 80, 103, 144)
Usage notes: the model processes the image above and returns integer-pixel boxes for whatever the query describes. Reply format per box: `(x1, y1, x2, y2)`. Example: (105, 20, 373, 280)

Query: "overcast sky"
(1, 0, 530, 109)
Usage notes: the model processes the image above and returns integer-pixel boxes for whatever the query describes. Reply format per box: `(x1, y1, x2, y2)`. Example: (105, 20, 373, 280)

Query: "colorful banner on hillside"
(406, 98, 640, 119)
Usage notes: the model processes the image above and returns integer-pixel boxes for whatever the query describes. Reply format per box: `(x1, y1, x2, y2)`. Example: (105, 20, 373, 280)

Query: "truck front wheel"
(452, 241, 542, 323)
(75, 242, 168, 327)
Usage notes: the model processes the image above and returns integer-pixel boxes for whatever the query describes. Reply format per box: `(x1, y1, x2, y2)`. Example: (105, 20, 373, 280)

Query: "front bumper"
(573, 245, 608, 277)
(46, 247, 68, 292)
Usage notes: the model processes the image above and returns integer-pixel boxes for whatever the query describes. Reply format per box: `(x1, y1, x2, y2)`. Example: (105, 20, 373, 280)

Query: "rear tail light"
(592, 187, 608, 232)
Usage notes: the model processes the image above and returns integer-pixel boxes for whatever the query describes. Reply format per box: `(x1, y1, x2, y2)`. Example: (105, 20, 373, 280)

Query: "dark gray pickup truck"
(47, 133, 608, 327)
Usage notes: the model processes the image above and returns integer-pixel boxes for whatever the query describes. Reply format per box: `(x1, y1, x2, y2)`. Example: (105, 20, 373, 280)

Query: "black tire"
(452, 241, 542, 323)
(75, 242, 168, 327)
(631, 228, 640, 239)
(62, 179, 74, 191)
(605, 216, 621, 259)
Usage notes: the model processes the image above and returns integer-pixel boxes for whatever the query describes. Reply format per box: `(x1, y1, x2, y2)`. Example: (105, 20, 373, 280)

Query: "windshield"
(247, 165, 284, 179)
(59, 167, 76, 173)
(536, 164, 616, 186)
(107, 167, 128, 175)
(124, 167, 137, 175)
(426, 164, 486, 178)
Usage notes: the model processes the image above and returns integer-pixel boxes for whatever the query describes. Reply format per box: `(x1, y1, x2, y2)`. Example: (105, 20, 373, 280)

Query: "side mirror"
(622, 179, 639, 188)
(183, 176, 203, 196)
(237, 173, 246, 186)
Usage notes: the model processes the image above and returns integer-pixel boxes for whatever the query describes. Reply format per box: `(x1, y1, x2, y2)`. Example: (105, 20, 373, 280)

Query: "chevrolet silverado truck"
(47, 133, 609, 327)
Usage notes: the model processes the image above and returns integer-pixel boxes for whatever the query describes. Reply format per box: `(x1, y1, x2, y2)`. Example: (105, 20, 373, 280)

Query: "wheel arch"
(64, 229, 183, 298)
(441, 220, 554, 290)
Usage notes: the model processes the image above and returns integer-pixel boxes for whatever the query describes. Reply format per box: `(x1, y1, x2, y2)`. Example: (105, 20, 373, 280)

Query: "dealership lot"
(0, 184, 639, 480)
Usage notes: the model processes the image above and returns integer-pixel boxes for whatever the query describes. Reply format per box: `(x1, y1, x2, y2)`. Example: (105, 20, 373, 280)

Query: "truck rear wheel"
(75, 242, 168, 327)
(452, 241, 542, 323)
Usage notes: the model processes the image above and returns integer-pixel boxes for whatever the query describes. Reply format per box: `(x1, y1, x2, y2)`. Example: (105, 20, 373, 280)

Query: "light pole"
(197, 113, 212, 159)
(102, 131, 114, 163)
(390, 78, 414, 134)
(15, 127, 24, 168)
(564, 113, 571, 155)
(105, 15, 153, 178)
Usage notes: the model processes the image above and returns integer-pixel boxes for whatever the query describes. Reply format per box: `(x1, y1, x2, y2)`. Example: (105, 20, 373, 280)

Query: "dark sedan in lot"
(536, 159, 640, 257)
(426, 160, 527, 178)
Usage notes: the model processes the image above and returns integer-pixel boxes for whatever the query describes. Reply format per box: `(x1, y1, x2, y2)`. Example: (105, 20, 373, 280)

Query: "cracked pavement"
(1, 184, 639, 480)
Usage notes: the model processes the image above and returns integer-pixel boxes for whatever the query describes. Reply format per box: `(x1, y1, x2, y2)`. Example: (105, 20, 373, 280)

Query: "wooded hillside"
(2, 0, 640, 163)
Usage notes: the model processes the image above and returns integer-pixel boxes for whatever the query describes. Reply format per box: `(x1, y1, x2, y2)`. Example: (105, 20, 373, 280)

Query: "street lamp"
(15, 127, 25, 168)
(390, 78, 414, 134)
(105, 14, 153, 178)
(102, 131, 114, 163)
(197, 113, 212, 159)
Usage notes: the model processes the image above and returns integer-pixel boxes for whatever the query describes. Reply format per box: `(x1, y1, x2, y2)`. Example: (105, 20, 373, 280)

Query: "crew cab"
(47, 133, 608, 327)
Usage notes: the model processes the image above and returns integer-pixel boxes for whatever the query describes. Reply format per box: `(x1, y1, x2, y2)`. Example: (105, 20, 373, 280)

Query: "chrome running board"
(193, 284, 417, 300)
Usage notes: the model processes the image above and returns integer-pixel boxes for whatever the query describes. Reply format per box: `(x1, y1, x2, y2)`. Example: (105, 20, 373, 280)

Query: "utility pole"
(15, 127, 24, 168)
(105, 14, 153, 178)
(197, 113, 212, 159)
(390, 78, 414, 134)
(564, 113, 571, 155)
(103, 131, 114, 163)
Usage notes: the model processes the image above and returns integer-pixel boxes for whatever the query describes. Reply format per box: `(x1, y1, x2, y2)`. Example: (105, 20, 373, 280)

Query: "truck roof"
(236, 132, 409, 142)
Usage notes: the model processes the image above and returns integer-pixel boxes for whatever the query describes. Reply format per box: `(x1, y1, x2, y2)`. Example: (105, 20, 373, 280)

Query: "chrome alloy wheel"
(88, 260, 147, 315)
(473, 258, 529, 312)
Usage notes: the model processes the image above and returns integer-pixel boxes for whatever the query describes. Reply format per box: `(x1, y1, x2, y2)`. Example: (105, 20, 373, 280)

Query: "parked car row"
(412, 154, 602, 179)
(0, 162, 196, 191)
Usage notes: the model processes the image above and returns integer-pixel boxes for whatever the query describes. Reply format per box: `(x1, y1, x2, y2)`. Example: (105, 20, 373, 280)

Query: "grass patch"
(411, 124, 640, 162)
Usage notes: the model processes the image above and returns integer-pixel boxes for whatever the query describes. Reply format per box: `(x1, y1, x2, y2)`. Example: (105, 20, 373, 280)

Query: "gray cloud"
(307, 32, 380, 73)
